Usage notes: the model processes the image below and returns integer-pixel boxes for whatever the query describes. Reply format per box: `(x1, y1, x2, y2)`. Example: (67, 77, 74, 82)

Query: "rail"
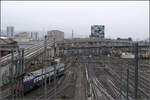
(0, 40, 53, 67)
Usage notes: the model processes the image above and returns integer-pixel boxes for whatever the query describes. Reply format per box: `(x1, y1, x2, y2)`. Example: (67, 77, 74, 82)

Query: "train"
(140, 53, 149, 59)
(120, 52, 135, 59)
(12, 63, 65, 94)
(115, 51, 122, 57)
(115, 51, 149, 59)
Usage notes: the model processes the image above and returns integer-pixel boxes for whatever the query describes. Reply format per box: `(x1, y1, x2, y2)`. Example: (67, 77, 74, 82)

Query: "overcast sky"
(1, 1, 149, 40)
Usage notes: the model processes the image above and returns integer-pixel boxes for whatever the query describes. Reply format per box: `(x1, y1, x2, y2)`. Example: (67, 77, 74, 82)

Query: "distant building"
(14, 32, 30, 42)
(47, 30, 64, 57)
(35, 32, 38, 40)
(0, 38, 18, 57)
(7, 26, 14, 38)
(47, 30, 64, 42)
(90, 25, 105, 38)
(30, 32, 38, 40)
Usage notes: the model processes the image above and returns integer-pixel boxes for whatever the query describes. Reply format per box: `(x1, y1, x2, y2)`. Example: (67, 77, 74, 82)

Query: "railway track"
(47, 67, 73, 99)
(0, 40, 54, 67)
(93, 67, 121, 100)
(83, 56, 117, 100)
(0, 54, 73, 99)
(102, 56, 150, 99)
(77, 55, 150, 99)
(36, 56, 77, 100)
(1, 54, 149, 99)
(111, 70, 148, 98)
(0, 41, 43, 66)
(0, 88, 11, 99)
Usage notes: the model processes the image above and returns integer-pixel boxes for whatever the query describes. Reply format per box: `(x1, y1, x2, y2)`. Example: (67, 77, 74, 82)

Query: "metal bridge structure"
(57, 38, 150, 56)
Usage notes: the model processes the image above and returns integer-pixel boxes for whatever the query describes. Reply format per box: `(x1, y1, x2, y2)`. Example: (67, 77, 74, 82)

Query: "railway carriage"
(24, 74, 36, 93)
(22, 63, 65, 93)
(56, 63, 65, 76)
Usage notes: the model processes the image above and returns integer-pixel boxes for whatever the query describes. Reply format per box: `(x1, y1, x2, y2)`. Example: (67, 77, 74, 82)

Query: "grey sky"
(1, 1, 149, 40)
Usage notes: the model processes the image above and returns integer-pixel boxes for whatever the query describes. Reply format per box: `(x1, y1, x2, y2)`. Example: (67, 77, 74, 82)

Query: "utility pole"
(10, 49, 14, 99)
(134, 42, 139, 99)
(126, 68, 129, 100)
(10, 49, 24, 99)
(87, 55, 93, 99)
(14, 56, 18, 99)
(42, 42, 44, 88)
(44, 35, 48, 99)
(53, 38, 57, 98)
(21, 49, 24, 98)
(120, 66, 123, 100)
(17, 50, 21, 98)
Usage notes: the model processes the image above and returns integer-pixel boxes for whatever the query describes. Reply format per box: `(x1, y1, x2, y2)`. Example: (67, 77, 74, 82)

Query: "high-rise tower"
(7, 26, 14, 38)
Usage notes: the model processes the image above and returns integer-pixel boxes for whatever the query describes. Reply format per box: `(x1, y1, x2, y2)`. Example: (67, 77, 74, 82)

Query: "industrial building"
(90, 25, 105, 38)
(47, 30, 64, 42)
(47, 30, 64, 58)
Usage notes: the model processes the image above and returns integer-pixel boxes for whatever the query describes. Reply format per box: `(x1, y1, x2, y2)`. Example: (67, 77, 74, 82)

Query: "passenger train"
(13, 63, 65, 93)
